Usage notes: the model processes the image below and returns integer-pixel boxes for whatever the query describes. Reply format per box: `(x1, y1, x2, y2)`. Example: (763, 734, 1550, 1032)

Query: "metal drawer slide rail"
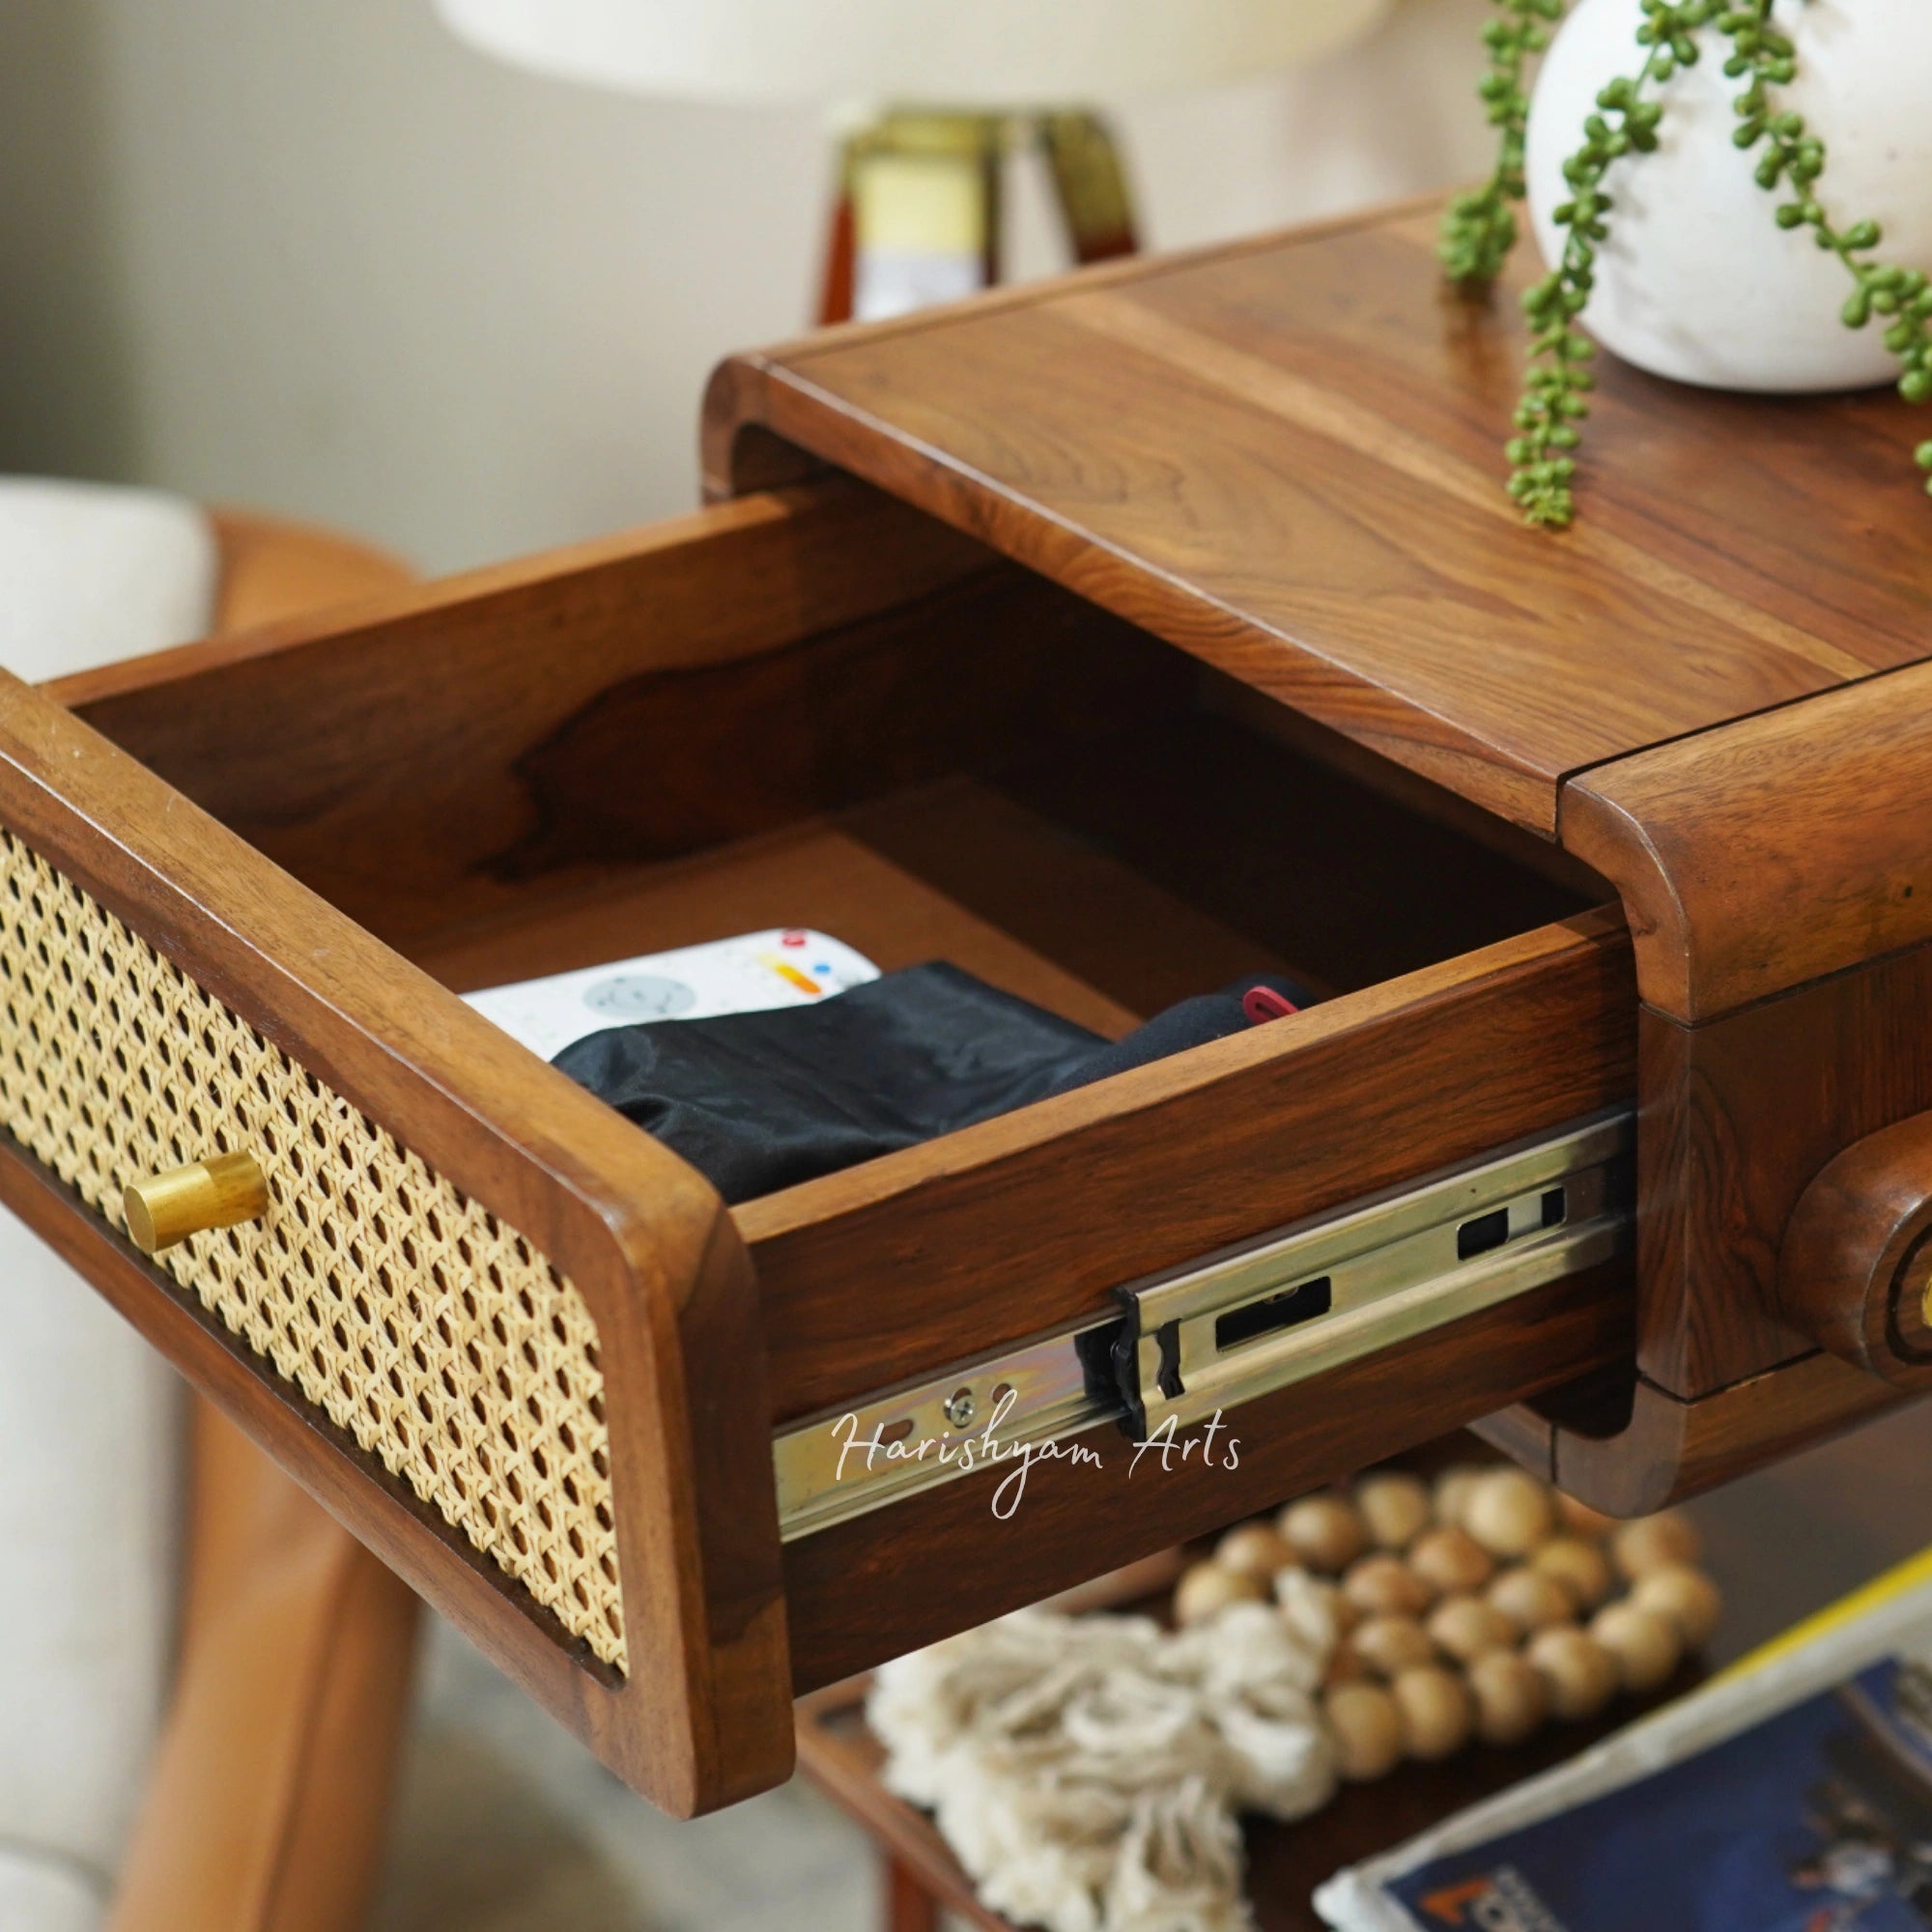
(771, 1112, 1633, 1541)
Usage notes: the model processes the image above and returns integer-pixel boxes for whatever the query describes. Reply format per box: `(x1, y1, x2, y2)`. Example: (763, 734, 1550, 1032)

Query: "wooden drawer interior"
(24, 472, 1638, 1797)
(53, 472, 1622, 1376)
(62, 485, 1593, 1002)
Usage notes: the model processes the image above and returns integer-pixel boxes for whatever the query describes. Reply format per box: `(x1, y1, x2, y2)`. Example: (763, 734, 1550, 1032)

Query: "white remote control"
(464, 929, 880, 1063)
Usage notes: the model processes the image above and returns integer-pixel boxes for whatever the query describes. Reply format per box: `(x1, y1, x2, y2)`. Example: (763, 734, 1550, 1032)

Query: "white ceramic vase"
(1524, 0, 1932, 393)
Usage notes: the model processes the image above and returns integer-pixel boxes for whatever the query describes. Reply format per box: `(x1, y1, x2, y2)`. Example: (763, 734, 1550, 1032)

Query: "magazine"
(1317, 1552, 1932, 1932)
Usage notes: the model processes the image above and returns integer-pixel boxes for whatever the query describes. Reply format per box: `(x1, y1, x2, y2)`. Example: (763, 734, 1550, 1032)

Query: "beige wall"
(0, 0, 1491, 574)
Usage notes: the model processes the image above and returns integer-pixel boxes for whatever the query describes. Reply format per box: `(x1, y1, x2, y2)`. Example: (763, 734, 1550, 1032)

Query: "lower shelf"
(796, 1580, 1699, 1932)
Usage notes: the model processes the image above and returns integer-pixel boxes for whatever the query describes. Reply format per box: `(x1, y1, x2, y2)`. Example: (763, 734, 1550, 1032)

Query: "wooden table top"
(709, 198, 1932, 838)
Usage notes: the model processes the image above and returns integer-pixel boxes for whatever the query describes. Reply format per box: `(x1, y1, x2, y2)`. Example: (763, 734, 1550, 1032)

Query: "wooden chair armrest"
(204, 509, 412, 634)
(106, 1404, 419, 1932)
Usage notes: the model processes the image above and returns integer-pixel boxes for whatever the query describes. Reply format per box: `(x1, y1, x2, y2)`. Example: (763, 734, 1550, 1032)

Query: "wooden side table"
(11, 189, 1928, 1817)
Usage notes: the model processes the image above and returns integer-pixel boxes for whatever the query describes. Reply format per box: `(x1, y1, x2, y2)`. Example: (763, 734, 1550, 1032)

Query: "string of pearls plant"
(1442, 0, 1932, 527)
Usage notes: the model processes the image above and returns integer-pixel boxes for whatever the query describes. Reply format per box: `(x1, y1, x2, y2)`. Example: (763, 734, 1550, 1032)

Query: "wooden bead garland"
(1342, 1551, 1435, 1619)
(1408, 1525, 1493, 1595)
(1487, 1565, 1577, 1635)
(1173, 1560, 1266, 1625)
(1467, 1650, 1548, 1746)
(1215, 1521, 1295, 1579)
(1590, 1601, 1683, 1693)
(1632, 1561, 1722, 1647)
(1463, 1468, 1555, 1558)
(1170, 1464, 1721, 1781)
(1325, 1681, 1405, 1781)
(1529, 1535, 1613, 1610)
(1390, 1663, 1474, 1760)
(1351, 1613, 1436, 1678)
(1277, 1493, 1368, 1574)
(1426, 1593, 1518, 1663)
(1525, 1625, 1619, 1721)
(1356, 1472, 1433, 1550)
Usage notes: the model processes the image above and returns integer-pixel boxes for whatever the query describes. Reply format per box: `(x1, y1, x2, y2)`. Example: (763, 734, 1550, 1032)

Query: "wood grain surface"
(705, 201, 1931, 836)
(11, 435, 1656, 1805)
(413, 816, 1146, 1039)
(54, 480, 999, 950)
(417, 792, 1628, 1429)
(1551, 1353, 1901, 1519)
(1780, 1111, 1932, 1386)
(1630, 952, 1932, 1397)
(27, 188, 1932, 1815)
(782, 1257, 1633, 1690)
(1557, 661, 1932, 1407)
(5, 460, 1640, 1812)
(744, 908, 1634, 1423)
(971, 707, 1584, 996)
(1564, 659, 1932, 1026)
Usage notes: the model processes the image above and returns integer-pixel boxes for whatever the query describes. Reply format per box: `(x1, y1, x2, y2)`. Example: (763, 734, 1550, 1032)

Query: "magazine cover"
(1384, 1659, 1932, 1931)
(1318, 1555, 1932, 1932)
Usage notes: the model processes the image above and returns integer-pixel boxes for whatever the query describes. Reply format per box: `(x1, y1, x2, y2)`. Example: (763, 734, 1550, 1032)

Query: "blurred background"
(1, 0, 1492, 576)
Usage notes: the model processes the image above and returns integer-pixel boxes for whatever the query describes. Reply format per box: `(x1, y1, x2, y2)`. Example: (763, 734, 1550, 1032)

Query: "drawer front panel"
(0, 829, 627, 1671)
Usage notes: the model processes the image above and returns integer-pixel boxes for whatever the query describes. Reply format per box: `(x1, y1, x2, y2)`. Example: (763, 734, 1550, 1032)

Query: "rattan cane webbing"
(0, 831, 627, 1670)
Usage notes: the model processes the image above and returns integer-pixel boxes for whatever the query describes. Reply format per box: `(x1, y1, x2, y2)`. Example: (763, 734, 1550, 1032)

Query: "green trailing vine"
(1507, 4, 1705, 526)
(1438, 0, 1567, 288)
(1442, 0, 1932, 526)
(1719, 5, 1932, 436)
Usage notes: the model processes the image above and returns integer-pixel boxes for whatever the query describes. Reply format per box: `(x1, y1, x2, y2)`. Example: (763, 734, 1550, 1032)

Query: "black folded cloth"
(553, 960, 1314, 1204)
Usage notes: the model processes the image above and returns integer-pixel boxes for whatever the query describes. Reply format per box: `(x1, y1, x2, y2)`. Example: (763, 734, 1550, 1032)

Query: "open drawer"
(2, 474, 1637, 1815)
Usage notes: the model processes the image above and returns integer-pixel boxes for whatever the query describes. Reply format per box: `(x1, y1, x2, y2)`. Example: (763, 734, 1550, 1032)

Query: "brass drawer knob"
(124, 1151, 270, 1255)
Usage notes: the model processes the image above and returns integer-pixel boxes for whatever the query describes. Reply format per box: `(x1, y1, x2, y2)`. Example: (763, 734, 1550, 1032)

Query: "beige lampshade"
(434, 0, 1395, 105)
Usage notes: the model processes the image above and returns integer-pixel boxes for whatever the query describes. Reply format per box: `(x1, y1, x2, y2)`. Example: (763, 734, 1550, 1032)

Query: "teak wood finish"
(1781, 1115, 1932, 1387)
(703, 199, 1930, 838)
(706, 195, 1932, 1522)
(10, 194, 1932, 1813)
